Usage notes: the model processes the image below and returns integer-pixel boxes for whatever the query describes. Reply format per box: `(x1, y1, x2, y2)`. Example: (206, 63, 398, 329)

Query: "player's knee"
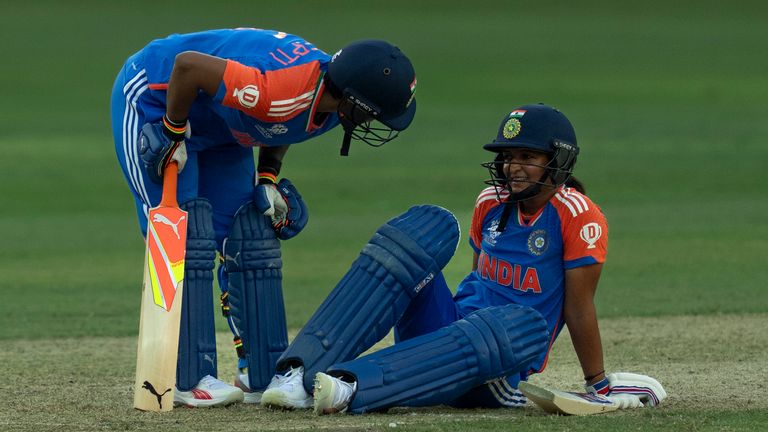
(223, 202, 281, 273)
(180, 198, 216, 271)
(366, 205, 459, 283)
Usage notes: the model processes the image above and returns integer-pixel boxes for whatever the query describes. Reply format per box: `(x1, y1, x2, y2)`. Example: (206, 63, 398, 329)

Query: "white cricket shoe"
(174, 375, 244, 408)
(260, 366, 313, 409)
(234, 371, 264, 404)
(313, 372, 357, 415)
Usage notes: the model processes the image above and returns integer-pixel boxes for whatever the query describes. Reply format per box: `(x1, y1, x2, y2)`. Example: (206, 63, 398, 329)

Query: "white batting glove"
(585, 375, 648, 409)
(254, 182, 289, 222)
(607, 372, 667, 407)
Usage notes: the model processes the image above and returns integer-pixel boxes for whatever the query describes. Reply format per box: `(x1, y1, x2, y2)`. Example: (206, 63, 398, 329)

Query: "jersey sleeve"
(469, 187, 506, 253)
(552, 188, 608, 269)
(215, 59, 322, 122)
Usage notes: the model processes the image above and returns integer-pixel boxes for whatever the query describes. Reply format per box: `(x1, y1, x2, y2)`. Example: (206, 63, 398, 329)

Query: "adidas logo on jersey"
(268, 91, 314, 117)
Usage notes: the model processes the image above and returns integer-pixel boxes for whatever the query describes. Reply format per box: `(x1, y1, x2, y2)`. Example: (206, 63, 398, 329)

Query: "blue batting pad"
(328, 303, 548, 413)
(449, 374, 527, 408)
(277, 205, 460, 391)
(176, 199, 218, 391)
(224, 202, 288, 391)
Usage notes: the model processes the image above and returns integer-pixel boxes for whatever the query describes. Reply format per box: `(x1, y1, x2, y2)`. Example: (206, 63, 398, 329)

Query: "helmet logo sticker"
(233, 85, 260, 108)
(502, 118, 522, 139)
(580, 223, 602, 249)
(527, 229, 549, 256)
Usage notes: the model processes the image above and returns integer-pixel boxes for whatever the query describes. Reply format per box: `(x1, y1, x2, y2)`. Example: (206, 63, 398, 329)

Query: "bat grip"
(159, 162, 179, 208)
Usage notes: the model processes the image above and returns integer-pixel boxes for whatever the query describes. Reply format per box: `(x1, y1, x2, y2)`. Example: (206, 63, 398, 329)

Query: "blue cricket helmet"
(483, 103, 579, 187)
(326, 40, 417, 155)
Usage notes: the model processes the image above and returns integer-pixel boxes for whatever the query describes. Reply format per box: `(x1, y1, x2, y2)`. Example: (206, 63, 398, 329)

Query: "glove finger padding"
(608, 393, 643, 409)
(274, 178, 308, 240)
(608, 372, 667, 407)
(253, 183, 287, 217)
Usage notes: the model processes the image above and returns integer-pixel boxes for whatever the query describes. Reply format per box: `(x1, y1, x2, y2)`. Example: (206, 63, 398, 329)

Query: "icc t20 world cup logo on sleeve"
(579, 223, 602, 249)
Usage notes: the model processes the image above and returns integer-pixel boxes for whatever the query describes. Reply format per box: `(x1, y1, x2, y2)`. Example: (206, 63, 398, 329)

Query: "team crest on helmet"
(527, 229, 549, 256)
(502, 118, 522, 139)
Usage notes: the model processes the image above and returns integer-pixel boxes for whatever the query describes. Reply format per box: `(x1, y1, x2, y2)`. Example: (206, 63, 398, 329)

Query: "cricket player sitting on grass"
(111, 28, 417, 407)
(258, 104, 666, 414)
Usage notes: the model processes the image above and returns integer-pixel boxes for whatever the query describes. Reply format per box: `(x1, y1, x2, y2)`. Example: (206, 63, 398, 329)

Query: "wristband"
(257, 171, 277, 185)
(584, 370, 605, 382)
(585, 377, 610, 396)
(162, 114, 188, 142)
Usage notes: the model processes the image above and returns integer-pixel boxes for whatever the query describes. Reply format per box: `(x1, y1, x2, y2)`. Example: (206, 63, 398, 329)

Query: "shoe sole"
(313, 373, 340, 415)
(243, 392, 262, 404)
(173, 391, 244, 408)
(261, 389, 313, 410)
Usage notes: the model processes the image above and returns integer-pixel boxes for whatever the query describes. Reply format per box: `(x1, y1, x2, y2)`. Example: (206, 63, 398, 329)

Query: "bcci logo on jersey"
(527, 229, 549, 256)
(485, 219, 502, 246)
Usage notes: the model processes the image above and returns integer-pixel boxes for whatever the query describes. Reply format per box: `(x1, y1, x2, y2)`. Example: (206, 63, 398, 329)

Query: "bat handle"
(159, 162, 180, 208)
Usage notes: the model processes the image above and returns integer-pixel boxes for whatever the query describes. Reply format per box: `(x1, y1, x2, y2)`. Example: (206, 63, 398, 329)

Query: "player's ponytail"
(565, 176, 586, 194)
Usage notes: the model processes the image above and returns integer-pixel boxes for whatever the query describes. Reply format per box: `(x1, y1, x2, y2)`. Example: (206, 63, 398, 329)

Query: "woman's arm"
(165, 51, 227, 122)
(563, 263, 605, 385)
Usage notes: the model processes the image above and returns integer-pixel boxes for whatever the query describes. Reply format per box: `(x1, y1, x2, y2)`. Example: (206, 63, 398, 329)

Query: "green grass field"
(1, 1, 767, 430)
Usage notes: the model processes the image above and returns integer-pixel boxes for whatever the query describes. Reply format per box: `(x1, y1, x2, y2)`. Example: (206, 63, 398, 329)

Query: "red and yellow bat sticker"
(146, 207, 188, 311)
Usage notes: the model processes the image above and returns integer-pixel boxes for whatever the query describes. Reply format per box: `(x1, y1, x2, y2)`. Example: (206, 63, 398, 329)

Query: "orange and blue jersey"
(454, 185, 608, 373)
(135, 28, 338, 150)
(112, 28, 340, 243)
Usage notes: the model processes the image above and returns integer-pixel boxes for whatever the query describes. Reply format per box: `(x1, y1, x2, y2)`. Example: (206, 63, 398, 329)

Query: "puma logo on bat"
(153, 214, 186, 239)
(142, 381, 171, 409)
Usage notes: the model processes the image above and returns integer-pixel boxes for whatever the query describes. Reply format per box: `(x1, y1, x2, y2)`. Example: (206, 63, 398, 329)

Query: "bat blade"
(133, 163, 187, 412)
(519, 381, 618, 416)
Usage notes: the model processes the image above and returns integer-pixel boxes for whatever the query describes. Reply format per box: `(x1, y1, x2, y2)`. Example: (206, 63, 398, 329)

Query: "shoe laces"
(199, 375, 230, 390)
(284, 367, 305, 386)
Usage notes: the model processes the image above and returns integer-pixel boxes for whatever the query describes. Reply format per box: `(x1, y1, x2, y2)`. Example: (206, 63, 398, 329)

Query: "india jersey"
(134, 28, 339, 150)
(454, 185, 608, 373)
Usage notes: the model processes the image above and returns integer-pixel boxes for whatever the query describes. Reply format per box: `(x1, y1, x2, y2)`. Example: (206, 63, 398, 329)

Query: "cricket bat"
(519, 381, 618, 416)
(133, 162, 188, 412)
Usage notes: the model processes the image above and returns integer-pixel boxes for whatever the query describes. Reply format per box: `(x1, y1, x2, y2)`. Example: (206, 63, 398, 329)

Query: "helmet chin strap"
(495, 171, 551, 233)
(340, 130, 352, 156)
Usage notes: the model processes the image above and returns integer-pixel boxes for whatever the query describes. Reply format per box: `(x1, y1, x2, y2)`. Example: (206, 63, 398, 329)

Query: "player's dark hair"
(323, 74, 343, 99)
(564, 176, 585, 194)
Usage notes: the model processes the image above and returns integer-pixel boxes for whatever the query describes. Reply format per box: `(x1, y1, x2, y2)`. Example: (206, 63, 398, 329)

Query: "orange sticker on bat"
(146, 206, 188, 311)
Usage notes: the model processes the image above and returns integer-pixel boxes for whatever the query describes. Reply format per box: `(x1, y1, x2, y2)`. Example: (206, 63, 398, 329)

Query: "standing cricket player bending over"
(111, 28, 417, 407)
(258, 104, 666, 413)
